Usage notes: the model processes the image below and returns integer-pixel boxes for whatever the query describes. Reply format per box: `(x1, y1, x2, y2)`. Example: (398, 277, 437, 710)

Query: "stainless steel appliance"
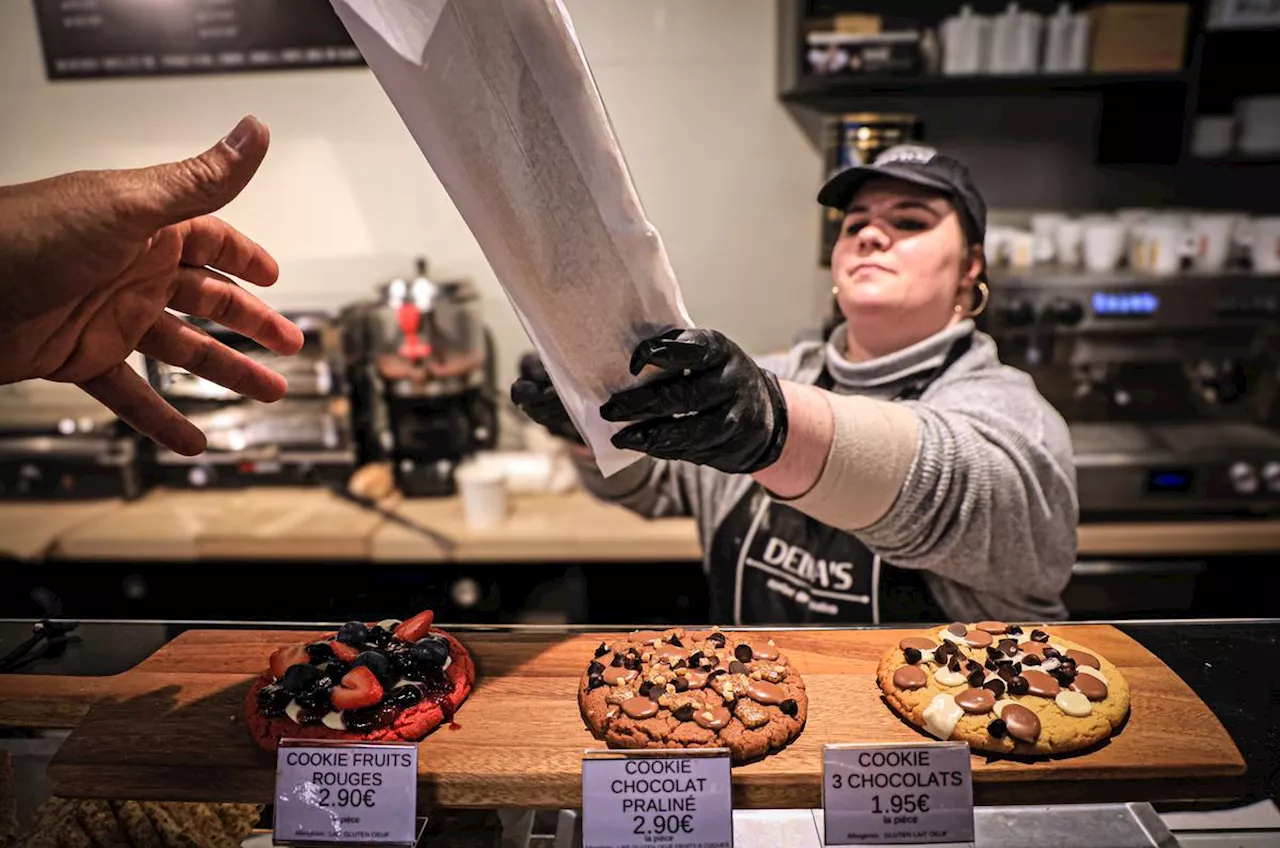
(0, 382, 141, 500)
(340, 258, 497, 497)
(145, 312, 355, 488)
(982, 270, 1280, 520)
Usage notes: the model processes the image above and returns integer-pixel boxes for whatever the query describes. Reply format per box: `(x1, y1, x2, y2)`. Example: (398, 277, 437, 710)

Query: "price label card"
(274, 740, 418, 846)
(822, 742, 974, 846)
(582, 748, 733, 848)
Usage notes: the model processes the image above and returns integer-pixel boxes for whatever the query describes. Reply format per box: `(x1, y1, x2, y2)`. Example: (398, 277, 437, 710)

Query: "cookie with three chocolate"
(876, 622, 1130, 755)
(578, 628, 806, 764)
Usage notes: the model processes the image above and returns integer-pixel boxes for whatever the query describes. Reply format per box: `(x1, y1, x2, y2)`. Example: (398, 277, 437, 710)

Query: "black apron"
(706, 336, 971, 625)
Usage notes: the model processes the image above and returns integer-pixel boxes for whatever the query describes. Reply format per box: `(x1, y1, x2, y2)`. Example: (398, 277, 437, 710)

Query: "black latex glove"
(600, 329, 788, 474)
(510, 352, 585, 445)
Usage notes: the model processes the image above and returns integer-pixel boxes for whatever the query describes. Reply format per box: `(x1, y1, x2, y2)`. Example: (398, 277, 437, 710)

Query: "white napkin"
(330, 0, 693, 476)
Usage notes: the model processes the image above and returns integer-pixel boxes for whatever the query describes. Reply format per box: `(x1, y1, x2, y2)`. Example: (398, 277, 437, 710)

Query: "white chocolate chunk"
(1077, 666, 1108, 684)
(923, 694, 964, 740)
(442, 655, 452, 671)
(934, 665, 968, 687)
(992, 699, 1011, 718)
(937, 628, 966, 645)
(394, 678, 416, 689)
(1050, 643, 1069, 655)
(1040, 657, 1061, 672)
(377, 619, 402, 630)
(285, 701, 303, 724)
(919, 648, 937, 665)
(322, 711, 347, 730)
(1055, 690, 1092, 717)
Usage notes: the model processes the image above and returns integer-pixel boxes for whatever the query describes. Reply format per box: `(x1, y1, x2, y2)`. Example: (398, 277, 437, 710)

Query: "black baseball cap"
(818, 143, 988, 250)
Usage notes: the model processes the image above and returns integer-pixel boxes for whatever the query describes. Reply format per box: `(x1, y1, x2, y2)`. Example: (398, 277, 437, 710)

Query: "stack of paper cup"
(1082, 217, 1127, 272)
(455, 456, 509, 530)
(1054, 218, 1084, 268)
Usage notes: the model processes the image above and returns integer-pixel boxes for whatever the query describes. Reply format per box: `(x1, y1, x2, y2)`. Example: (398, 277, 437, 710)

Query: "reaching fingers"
(78, 362, 206, 456)
(136, 311, 288, 404)
(168, 266, 303, 355)
(628, 328, 730, 376)
(174, 215, 279, 286)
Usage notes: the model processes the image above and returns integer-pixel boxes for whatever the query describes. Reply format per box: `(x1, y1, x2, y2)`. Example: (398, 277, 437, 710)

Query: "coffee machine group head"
(342, 258, 497, 497)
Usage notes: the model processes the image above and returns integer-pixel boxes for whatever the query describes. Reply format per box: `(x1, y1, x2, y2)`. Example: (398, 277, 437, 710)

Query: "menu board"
(33, 0, 364, 79)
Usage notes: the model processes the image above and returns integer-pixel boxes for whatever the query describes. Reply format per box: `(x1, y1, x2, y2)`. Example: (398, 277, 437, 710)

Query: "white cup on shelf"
(1054, 218, 1084, 268)
(455, 455, 509, 530)
(1082, 219, 1127, 272)
(1239, 216, 1280, 273)
(1188, 213, 1238, 272)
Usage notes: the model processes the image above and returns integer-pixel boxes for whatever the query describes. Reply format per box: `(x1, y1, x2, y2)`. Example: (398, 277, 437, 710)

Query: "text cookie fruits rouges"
(246, 610, 475, 751)
(877, 621, 1130, 755)
(579, 627, 807, 764)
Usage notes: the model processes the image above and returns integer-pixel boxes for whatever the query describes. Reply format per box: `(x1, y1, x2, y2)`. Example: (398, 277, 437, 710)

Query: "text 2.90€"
(312, 788, 377, 808)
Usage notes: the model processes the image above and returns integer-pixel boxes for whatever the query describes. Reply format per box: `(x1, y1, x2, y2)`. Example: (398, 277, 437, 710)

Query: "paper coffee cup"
(455, 457, 508, 530)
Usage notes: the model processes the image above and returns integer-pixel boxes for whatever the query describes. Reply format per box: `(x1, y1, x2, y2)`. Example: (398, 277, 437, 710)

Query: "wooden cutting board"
(37, 625, 1243, 808)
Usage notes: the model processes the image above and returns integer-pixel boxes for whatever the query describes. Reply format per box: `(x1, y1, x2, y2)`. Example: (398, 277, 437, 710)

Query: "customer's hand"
(510, 352, 585, 445)
(0, 115, 303, 455)
(600, 328, 788, 473)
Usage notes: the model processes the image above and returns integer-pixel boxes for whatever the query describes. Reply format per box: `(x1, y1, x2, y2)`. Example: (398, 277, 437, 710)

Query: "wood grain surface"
(21, 625, 1242, 808)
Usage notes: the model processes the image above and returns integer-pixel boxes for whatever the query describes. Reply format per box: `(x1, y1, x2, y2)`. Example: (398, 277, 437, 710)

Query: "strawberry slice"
(269, 645, 309, 679)
(331, 666, 384, 710)
(329, 640, 360, 663)
(394, 610, 434, 643)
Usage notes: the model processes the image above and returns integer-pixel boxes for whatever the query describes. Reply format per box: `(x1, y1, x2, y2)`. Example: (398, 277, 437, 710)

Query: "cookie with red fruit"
(245, 610, 475, 751)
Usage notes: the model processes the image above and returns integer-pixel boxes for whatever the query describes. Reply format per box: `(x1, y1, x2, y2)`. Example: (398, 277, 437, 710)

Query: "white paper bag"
(330, 0, 693, 476)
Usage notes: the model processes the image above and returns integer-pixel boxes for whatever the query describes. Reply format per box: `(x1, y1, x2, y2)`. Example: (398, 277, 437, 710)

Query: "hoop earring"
(832, 286, 838, 295)
(956, 281, 989, 318)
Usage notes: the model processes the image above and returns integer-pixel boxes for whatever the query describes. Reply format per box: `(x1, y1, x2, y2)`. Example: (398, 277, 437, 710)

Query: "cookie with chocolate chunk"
(877, 622, 1130, 756)
(578, 628, 806, 764)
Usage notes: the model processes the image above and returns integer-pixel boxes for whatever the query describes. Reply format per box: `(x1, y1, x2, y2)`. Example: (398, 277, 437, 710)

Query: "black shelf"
(781, 71, 1191, 108)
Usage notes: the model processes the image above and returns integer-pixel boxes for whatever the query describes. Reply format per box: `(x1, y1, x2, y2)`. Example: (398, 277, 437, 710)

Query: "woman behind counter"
(513, 144, 1077, 625)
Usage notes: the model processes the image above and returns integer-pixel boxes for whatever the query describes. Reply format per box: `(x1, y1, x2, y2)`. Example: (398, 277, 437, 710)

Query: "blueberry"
(306, 642, 336, 664)
(410, 636, 451, 670)
(295, 678, 335, 710)
(388, 684, 425, 708)
(337, 621, 369, 645)
(325, 660, 352, 680)
(385, 646, 418, 679)
(352, 651, 391, 681)
(343, 704, 397, 733)
(279, 663, 321, 694)
(256, 684, 291, 717)
(365, 625, 393, 647)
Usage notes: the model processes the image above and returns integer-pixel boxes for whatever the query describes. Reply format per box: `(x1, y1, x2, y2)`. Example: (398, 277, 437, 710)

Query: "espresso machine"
(341, 258, 497, 497)
(981, 269, 1280, 520)
(145, 312, 356, 488)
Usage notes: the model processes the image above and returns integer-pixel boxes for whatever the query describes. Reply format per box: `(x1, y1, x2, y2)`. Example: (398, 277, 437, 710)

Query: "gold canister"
(820, 113, 922, 266)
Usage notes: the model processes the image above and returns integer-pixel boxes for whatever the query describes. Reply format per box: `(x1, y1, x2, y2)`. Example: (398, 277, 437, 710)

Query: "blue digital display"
(1147, 469, 1193, 493)
(1091, 291, 1159, 316)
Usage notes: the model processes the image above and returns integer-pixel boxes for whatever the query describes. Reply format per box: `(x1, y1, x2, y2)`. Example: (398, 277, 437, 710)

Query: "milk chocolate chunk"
(998, 638, 1019, 656)
(694, 706, 731, 730)
(674, 677, 690, 693)
(903, 647, 923, 664)
(621, 697, 659, 719)
(986, 646, 1004, 661)
(684, 670, 709, 689)
(956, 687, 996, 714)
(602, 666, 637, 686)
(610, 653, 624, 667)
(655, 646, 688, 665)
(1006, 625, 1024, 635)
(594, 643, 609, 658)
(947, 622, 968, 636)
(639, 681, 654, 697)
(751, 641, 781, 661)
(1007, 676, 1030, 696)
(746, 680, 784, 705)
(588, 674, 605, 690)
(892, 665, 928, 690)
(987, 718, 1008, 738)
(1068, 650, 1100, 669)
(964, 629, 994, 649)
(1030, 629, 1050, 643)
(588, 661, 604, 676)
(1069, 673, 1108, 701)
(1018, 641, 1047, 658)
(982, 678, 1006, 698)
(779, 698, 799, 717)
(1022, 669, 1061, 698)
(996, 664, 1017, 682)
(673, 704, 695, 722)
(648, 684, 664, 704)
(899, 637, 937, 652)
(1022, 654, 1042, 666)
(729, 660, 748, 675)
(1001, 703, 1041, 742)
(688, 650, 705, 668)
(707, 632, 726, 648)
(977, 621, 1009, 634)
(734, 644, 754, 662)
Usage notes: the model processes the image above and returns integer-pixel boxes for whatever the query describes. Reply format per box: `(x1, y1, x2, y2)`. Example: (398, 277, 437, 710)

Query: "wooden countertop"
(2, 489, 1278, 563)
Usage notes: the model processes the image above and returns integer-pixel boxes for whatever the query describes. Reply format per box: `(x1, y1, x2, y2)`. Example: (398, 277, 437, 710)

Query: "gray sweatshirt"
(574, 319, 1079, 622)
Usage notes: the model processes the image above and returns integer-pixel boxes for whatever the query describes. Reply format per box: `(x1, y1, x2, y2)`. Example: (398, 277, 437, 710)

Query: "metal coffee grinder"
(342, 258, 498, 497)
